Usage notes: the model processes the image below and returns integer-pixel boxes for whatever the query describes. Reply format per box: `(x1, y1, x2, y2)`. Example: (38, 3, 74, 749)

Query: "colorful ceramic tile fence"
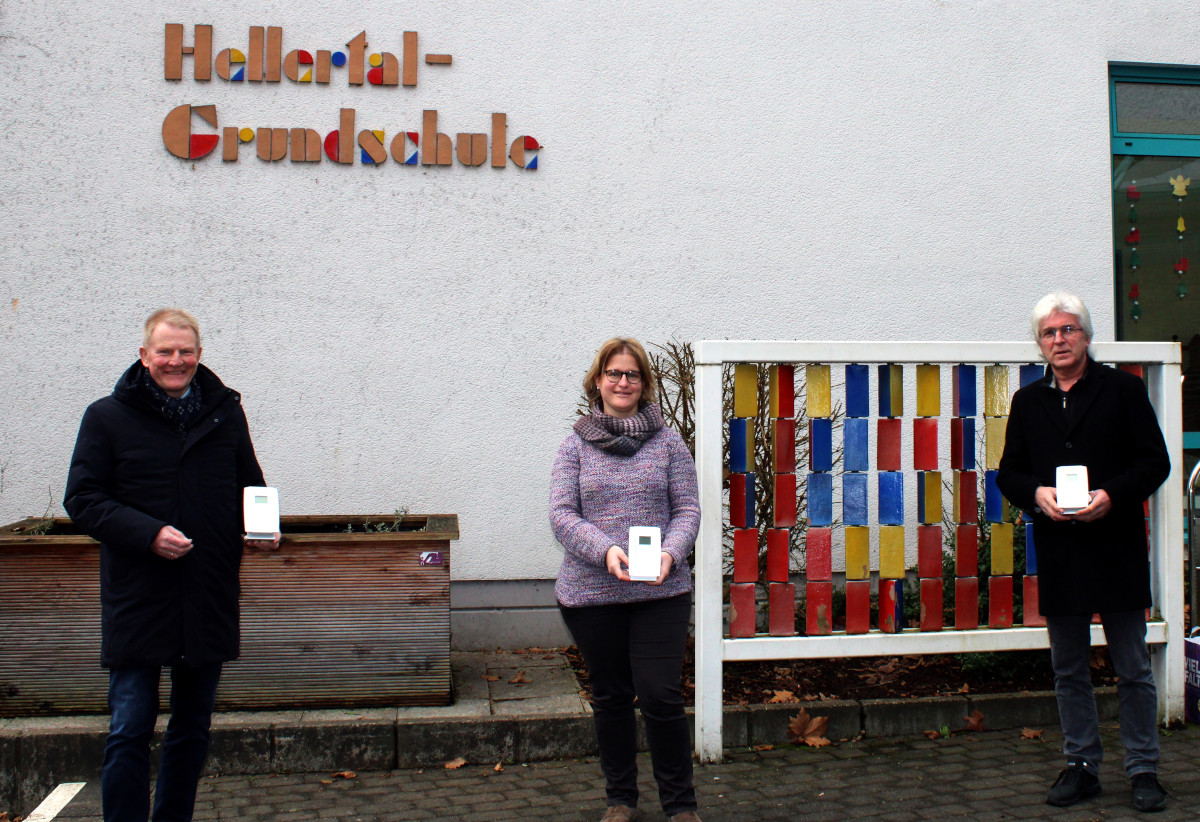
(726, 362, 1050, 638)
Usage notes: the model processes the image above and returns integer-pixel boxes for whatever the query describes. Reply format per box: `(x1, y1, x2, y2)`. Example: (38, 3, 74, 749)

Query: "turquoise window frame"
(1110, 62, 1200, 157)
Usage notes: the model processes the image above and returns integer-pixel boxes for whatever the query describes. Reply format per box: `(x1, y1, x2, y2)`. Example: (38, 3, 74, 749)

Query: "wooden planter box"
(0, 514, 457, 716)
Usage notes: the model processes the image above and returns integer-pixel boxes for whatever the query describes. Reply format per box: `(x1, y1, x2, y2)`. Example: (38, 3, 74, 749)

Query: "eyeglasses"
(603, 369, 643, 384)
(1039, 325, 1083, 342)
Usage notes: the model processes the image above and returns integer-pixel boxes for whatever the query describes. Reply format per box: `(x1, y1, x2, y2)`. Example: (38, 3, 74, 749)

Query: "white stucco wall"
(1, 1, 1194, 579)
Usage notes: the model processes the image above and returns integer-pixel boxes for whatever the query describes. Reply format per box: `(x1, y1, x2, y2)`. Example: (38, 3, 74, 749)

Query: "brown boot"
(669, 813, 703, 822)
(600, 806, 637, 821)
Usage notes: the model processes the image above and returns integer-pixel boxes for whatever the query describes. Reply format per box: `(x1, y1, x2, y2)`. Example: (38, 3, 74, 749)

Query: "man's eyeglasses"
(603, 369, 643, 384)
(1039, 325, 1083, 342)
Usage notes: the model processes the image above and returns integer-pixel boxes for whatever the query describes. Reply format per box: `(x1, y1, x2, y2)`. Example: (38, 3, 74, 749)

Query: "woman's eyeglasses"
(603, 369, 643, 384)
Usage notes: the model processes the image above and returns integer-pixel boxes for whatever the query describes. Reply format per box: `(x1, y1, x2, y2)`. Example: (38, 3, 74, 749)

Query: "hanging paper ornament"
(1180, 217, 1187, 233)
(1128, 284, 1140, 300)
(1129, 204, 1138, 222)
(1180, 281, 1190, 298)
(1171, 175, 1191, 197)
(1127, 184, 1141, 201)
(1175, 258, 1189, 274)
(1130, 249, 1141, 268)
(1131, 301, 1142, 320)
(1126, 228, 1141, 243)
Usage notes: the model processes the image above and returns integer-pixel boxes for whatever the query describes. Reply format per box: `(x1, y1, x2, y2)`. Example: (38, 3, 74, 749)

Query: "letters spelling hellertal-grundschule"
(161, 24, 541, 169)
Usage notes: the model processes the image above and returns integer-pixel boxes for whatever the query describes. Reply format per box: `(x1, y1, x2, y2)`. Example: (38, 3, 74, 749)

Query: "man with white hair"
(65, 308, 276, 822)
(997, 292, 1171, 812)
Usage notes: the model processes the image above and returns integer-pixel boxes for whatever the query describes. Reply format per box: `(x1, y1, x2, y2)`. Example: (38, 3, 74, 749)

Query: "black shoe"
(1046, 763, 1101, 806)
(1131, 772, 1167, 812)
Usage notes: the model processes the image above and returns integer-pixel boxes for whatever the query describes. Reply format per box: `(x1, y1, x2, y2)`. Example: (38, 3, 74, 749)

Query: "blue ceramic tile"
(843, 472, 869, 526)
(985, 469, 1004, 523)
(807, 473, 833, 526)
(843, 418, 869, 472)
(954, 364, 977, 417)
(845, 364, 870, 418)
(810, 418, 833, 472)
(879, 471, 904, 525)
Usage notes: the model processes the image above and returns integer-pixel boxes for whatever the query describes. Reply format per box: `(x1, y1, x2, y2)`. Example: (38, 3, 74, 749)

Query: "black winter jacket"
(64, 362, 265, 667)
(996, 358, 1170, 616)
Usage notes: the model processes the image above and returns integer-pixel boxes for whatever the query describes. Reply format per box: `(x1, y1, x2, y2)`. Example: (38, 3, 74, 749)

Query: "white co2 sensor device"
(627, 526, 662, 582)
(1055, 465, 1090, 514)
(243, 486, 280, 541)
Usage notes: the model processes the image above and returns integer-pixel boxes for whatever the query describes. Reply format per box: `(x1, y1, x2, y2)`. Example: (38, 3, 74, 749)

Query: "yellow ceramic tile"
(985, 416, 1007, 470)
(922, 471, 942, 525)
(805, 364, 832, 418)
(990, 522, 1014, 575)
(984, 365, 1010, 417)
(734, 364, 758, 418)
(879, 525, 906, 579)
(845, 527, 871, 580)
(915, 364, 940, 417)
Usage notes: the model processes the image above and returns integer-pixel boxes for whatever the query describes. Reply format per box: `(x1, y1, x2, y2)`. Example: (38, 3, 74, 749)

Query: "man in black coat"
(64, 308, 276, 822)
(997, 292, 1171, 813)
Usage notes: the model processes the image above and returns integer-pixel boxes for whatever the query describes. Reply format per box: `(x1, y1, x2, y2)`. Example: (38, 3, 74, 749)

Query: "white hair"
(1029, 292, 1092, 342)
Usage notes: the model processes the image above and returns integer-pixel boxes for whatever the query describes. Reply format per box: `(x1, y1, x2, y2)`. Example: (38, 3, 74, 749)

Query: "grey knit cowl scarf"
(574, 401, 664, 456)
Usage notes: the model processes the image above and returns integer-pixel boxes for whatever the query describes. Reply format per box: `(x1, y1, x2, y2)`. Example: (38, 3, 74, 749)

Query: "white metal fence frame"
(693, 340, 1185, 763)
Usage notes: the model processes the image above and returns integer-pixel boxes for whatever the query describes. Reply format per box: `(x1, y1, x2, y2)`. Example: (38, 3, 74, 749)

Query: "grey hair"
(1029, 292, 1092, 342)
(143, 307, 202, 349)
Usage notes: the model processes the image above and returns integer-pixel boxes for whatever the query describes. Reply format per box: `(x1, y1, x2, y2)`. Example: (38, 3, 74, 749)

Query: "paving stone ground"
(56, 722, 1200, 821)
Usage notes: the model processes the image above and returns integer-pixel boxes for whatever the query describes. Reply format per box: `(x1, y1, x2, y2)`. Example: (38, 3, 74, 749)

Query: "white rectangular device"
(627, 526, 662, 582)
(1055, 465, 1090, 514)
(243, 486, 280, 540)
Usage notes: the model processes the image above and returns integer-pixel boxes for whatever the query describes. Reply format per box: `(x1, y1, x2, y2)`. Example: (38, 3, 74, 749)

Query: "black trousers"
(560, 593, 697, 815)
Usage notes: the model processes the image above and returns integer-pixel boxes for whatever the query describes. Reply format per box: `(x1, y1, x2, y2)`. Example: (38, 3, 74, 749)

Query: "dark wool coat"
(64, 362, 265, 667)
(996, 358, 1170, 616)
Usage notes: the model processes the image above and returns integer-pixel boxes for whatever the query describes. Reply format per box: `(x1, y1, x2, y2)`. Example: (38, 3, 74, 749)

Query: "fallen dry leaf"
(751, 744, 775, 751)
(319, 779, 333, 784)
(494, 762, 504, 772)
(1021, 727, 1045, 740)
(922, 730, 941, 740)
(768, 690, 798, 704)
(509, 671, 532, 685)
(963, 710, 985, 733)
(482, 674, 500, 682)
(332, 770, 356, 779)
(787, 707, 831, 747)
(444, 757, 467, 769)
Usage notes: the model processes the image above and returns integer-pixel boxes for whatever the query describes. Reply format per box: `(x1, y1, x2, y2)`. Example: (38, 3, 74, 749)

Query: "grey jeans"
(1045, 609, 1159, 777)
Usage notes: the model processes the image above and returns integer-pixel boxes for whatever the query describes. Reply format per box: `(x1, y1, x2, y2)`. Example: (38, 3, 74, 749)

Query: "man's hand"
(1034, 486, 1071, 521)
(645, 551, 674, 586)
(151, 525, 193, 559)
(244, 532, 282, 552)
(606, 545, 632, 582)
(1072, 489, 1112, 522)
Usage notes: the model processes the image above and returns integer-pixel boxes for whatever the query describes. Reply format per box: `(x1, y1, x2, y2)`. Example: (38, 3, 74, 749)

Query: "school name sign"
(161, 24, 541, 169)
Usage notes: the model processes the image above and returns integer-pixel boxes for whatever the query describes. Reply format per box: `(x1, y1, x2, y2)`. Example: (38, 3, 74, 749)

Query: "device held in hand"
(627, 526, 662, 582)
(1055, 465, 1090, 514)
(243, 486, 280, 541)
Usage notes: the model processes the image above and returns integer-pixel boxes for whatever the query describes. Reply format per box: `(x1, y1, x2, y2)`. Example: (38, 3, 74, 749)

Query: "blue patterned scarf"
(142, 369, 204, 430)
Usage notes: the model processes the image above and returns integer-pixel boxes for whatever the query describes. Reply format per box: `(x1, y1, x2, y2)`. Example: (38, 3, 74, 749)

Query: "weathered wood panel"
(0, 515, 457, 715)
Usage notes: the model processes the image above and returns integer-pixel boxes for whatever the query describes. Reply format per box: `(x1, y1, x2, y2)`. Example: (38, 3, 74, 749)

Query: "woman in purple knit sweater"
(550, 337, 702, 822)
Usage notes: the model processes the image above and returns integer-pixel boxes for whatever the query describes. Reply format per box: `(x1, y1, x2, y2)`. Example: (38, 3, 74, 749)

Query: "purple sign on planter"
(419, 551, 444, 567)
(1186, 637, 1200, 725)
